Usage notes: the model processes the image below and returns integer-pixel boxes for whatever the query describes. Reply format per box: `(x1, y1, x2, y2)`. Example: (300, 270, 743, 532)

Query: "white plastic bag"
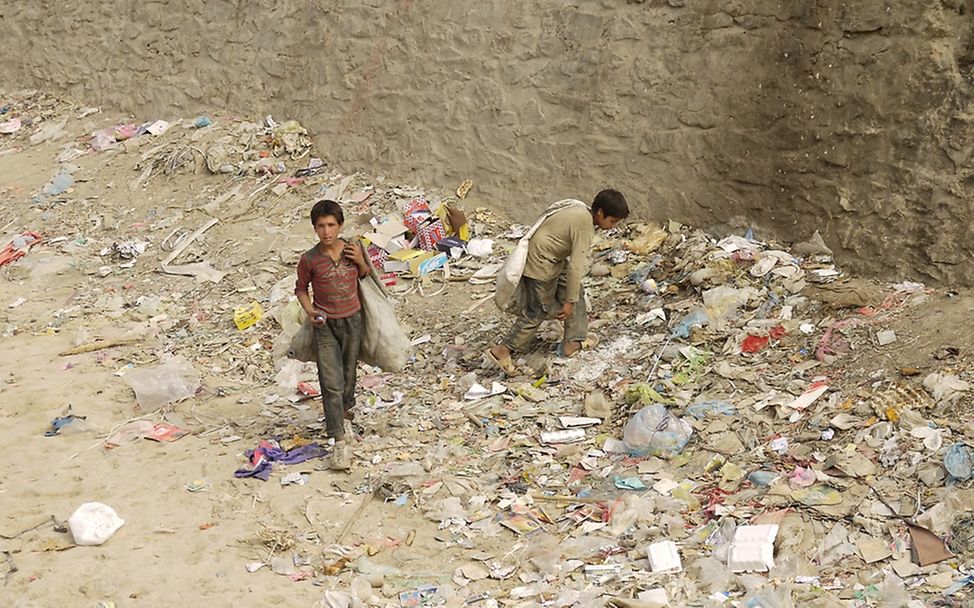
(623, 405, 693, 457)
(358, 276, 410, 371)
(494, 199, 587, 310)
(69, 502, 124, 546)
(126, 356, 200, 408)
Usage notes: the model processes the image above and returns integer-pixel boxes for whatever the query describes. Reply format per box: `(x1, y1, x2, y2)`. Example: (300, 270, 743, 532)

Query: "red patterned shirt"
(295, 244, 361, 319)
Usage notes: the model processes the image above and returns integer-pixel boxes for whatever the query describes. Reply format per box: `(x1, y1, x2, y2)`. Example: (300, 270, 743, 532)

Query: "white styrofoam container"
(647, 540, 682, 573)
(727, 524, 778, 572)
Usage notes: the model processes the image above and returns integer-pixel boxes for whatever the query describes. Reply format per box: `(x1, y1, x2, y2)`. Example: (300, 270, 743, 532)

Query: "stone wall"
(3, 0, 973, 283)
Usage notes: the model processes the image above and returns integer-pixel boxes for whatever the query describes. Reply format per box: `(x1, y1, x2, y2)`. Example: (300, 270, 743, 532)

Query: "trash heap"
(3, 90, 973, 607)
(284, 221, 974, 606)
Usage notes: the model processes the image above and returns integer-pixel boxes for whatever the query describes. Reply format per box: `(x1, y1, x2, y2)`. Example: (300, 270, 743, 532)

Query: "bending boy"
(488, 189, 629, 374)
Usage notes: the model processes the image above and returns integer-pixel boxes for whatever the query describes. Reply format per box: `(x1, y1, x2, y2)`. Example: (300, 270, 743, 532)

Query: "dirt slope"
(3, 1, 974, 284)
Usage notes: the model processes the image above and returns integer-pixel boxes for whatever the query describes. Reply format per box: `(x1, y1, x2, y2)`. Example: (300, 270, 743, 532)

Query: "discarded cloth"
(234, 439, 328, 481)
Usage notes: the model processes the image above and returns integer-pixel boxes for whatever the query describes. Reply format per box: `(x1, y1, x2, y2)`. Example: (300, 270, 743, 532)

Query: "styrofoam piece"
(647, 540, 682, 573)
(727, 524, 778, 573)
(637, 588, 669, 606)
(877, 329, 898, 346)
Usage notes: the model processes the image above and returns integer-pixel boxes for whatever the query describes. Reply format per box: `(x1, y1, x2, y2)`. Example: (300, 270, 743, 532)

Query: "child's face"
(594, 209, 623, 231)
(314, 215, 342, 246)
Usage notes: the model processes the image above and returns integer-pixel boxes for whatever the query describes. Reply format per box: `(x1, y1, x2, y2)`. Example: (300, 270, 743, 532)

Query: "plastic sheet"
(126, 356, 200, 408)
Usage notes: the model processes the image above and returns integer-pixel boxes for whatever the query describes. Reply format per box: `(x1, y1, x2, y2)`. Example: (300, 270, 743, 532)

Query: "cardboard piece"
(891, 556, 920, 578)
(384, 248, 426, 273)
(908, 523, 953, 567)
(856, 536, 892, 564)
(363, 217, 409, 250)
(499, 514, 541, 535)
(383, 248, 448, 276)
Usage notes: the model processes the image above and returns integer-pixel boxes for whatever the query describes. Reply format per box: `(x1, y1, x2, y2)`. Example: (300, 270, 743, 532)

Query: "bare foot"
(561, 340, 582, 357)
(490, 344, 511, 361)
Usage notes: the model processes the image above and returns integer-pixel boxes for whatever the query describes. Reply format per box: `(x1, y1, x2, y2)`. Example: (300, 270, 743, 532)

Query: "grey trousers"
(313, 310, 363, 440)
(501, 275, 587, 352)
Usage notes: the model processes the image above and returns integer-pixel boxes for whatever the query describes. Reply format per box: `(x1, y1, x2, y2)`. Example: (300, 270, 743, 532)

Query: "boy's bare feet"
(486, 345, 517, 375)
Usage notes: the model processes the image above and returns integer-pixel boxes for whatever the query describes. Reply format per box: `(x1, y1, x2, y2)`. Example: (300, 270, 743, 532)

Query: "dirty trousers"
(313, 310, 362, 441)
(501, 275, 587, 352)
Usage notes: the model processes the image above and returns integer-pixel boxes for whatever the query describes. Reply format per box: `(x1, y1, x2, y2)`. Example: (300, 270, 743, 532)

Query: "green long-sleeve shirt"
(522, 203, 594, 302)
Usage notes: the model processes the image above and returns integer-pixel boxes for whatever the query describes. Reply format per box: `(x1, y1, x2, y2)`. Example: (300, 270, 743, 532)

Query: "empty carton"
(727, 524, 778, 572)
(647, 540, 682, 573)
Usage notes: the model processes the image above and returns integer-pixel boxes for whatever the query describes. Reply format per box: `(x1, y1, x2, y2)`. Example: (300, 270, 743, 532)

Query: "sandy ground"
(0, 112, 488, 607)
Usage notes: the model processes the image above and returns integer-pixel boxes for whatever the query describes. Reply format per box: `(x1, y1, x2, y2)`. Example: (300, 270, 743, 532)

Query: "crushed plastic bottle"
(671, 308, 709, 339)
(944, 443, 973, 481)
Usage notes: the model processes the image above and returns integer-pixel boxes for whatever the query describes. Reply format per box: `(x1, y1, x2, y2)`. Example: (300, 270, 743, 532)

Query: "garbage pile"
(280, 222, 974, 606)
(3, 90, 973, 607)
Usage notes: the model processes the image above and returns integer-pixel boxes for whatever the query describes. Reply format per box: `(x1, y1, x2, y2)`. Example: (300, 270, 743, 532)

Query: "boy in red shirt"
(295, 200, 370, 471)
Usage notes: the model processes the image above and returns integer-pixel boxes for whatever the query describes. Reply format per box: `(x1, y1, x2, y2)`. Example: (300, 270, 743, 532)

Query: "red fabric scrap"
(741, 335, 769, 353)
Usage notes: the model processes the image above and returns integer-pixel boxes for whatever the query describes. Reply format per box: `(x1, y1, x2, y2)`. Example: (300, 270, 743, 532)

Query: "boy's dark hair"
(592, 189, 630, 219)
(310, 199, 344, 225)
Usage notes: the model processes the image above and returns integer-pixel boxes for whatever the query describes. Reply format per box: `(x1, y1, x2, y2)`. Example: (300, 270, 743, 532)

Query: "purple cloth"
(234, 440, 329, 481)
(235, 461, 273, 481)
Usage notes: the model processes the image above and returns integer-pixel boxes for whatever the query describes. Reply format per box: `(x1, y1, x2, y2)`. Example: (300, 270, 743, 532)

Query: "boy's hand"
(311, 310, 326, 326)
(343, 242, 365, 267)
(555, 302, 574, 321)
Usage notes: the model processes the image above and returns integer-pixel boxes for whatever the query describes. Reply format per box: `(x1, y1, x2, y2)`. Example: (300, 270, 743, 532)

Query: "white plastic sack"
(923, 372, 970, 403)
(494, 199, 587, 310)
(359, 276, 410, 371)
(69, 502, 124, 546)
(316, 591, 353, 608)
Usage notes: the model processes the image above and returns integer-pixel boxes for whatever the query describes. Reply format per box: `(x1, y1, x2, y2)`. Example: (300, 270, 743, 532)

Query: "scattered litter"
(0, 93, 969, 607)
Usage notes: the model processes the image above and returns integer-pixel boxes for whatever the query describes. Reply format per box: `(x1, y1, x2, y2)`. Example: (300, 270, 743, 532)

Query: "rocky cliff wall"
(3, 0, 973, 283)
